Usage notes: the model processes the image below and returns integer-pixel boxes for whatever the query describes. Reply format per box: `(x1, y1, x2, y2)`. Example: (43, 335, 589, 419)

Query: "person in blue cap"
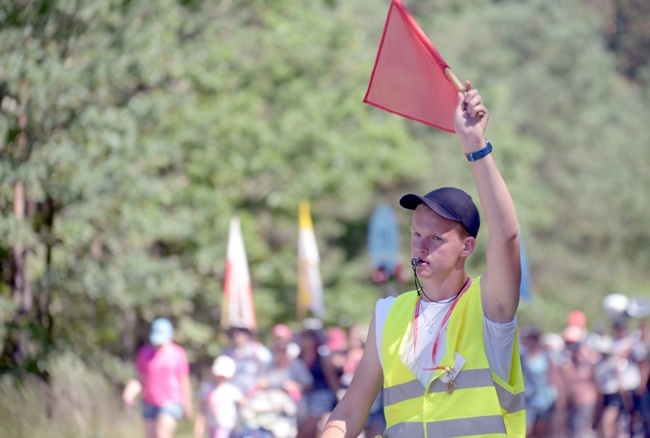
(123, 317, 193, 438)
(322, 83, 526, 437)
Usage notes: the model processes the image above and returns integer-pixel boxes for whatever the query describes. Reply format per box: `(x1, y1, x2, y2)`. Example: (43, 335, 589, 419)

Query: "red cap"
(272, 324, 293, 340)
(567, 310, 586, 328)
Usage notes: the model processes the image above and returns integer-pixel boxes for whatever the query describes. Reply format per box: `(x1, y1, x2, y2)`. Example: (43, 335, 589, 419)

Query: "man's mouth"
(411, 258, 427, 267)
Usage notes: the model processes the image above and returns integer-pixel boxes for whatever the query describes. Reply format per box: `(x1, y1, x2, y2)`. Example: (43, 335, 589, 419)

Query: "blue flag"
(368, 203, 400, 275)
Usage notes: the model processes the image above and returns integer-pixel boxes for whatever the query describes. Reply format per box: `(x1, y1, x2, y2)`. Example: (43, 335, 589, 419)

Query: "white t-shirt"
(200, 381, 244, 429)
(375, 295, 517, 387)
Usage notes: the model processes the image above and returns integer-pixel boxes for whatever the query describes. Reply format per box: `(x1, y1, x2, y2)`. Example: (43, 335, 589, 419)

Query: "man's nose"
(413, 239, 427, 253)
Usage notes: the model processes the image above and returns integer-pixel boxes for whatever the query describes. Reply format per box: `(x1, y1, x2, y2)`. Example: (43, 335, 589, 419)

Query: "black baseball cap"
(399, 187, 480, 238)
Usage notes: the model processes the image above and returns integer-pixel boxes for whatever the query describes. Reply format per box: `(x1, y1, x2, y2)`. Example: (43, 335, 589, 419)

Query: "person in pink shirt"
(123, 317, 194, 438)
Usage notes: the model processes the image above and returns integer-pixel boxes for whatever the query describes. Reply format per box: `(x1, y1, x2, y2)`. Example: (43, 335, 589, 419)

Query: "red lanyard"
(412, 278, 472, 371)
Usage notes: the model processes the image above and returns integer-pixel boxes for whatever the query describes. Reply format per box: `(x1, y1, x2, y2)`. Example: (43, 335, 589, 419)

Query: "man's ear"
(460, 236, 476, 258)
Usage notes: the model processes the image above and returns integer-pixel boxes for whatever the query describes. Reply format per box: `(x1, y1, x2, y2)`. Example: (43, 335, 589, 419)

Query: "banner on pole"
(221, 216, 257, 331)
(297, 201, 325, 321)
(368, 203, 400, 275)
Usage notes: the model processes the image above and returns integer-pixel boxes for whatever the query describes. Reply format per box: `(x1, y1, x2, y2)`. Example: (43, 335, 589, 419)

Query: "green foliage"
(603, 0, 650, 85)
(1, 0, 650, 395)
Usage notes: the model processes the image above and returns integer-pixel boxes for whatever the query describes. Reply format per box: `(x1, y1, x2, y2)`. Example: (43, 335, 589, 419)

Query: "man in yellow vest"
(321, 83, 526, 437)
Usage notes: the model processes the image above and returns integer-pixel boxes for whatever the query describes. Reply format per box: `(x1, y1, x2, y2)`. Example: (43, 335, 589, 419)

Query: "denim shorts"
(142, 401, 184, 420)
(305, 389, 337, 416)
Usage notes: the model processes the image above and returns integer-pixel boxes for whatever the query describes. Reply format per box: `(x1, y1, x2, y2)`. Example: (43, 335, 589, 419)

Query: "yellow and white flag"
(297, 201, 325, 320)
(221, 216, 257, 331)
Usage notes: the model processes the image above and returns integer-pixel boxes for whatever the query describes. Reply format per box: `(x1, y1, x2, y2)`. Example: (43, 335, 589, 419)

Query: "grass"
(0, 352, 195, 438)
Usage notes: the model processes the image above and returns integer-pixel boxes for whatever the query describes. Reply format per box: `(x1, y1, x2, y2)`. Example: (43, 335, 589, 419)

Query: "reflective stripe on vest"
(384, 368, 525, 413)
(385, 415, 507, 437)
(495, 379, 527, 413)
(381, 277, 526, 437)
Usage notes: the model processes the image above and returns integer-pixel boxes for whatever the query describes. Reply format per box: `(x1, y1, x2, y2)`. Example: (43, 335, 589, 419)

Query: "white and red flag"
(297, 201, 325, 321)
(221, 216, 257, 331)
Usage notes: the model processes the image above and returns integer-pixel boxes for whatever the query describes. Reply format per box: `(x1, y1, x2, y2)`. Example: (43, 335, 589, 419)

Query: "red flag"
(364, 0, 460, 133)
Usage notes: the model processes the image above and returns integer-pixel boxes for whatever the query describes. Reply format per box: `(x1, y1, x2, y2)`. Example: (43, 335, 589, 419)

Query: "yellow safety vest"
(381, 278, 526, 437)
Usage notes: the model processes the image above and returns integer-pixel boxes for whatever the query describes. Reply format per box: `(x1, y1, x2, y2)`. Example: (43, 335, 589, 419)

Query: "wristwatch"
(465, 141, 493, 162)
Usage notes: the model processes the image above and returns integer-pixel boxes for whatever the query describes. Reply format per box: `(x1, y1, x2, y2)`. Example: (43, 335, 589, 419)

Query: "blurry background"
(1, 0, 649, 436)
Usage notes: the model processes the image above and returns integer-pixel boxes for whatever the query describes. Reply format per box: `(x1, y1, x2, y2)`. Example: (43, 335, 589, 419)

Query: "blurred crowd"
(194, 319, 384, 438)
(521, 309, 650, 438)
(126, 305, 650, 438)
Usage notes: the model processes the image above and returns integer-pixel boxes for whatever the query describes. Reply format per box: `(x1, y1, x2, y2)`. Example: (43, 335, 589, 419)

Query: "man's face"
(230, 329, 251, 348)
(273, 336, 290, 353)
(410, 204, 468, 278)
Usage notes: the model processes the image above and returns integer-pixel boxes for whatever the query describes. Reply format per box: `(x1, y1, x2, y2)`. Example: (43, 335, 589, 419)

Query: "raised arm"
(454, 81, 521, 323)
(320, 315, 384, 438)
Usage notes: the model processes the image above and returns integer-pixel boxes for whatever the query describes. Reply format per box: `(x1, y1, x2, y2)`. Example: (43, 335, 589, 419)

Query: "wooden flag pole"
(444, 67, 485, 118)
(444, 67, 464, 93)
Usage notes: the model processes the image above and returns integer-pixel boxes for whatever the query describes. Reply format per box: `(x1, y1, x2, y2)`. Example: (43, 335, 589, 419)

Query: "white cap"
(211, 355, 236, 378)
(541, 332, 565, 353)
(602, 293, 629, 318)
